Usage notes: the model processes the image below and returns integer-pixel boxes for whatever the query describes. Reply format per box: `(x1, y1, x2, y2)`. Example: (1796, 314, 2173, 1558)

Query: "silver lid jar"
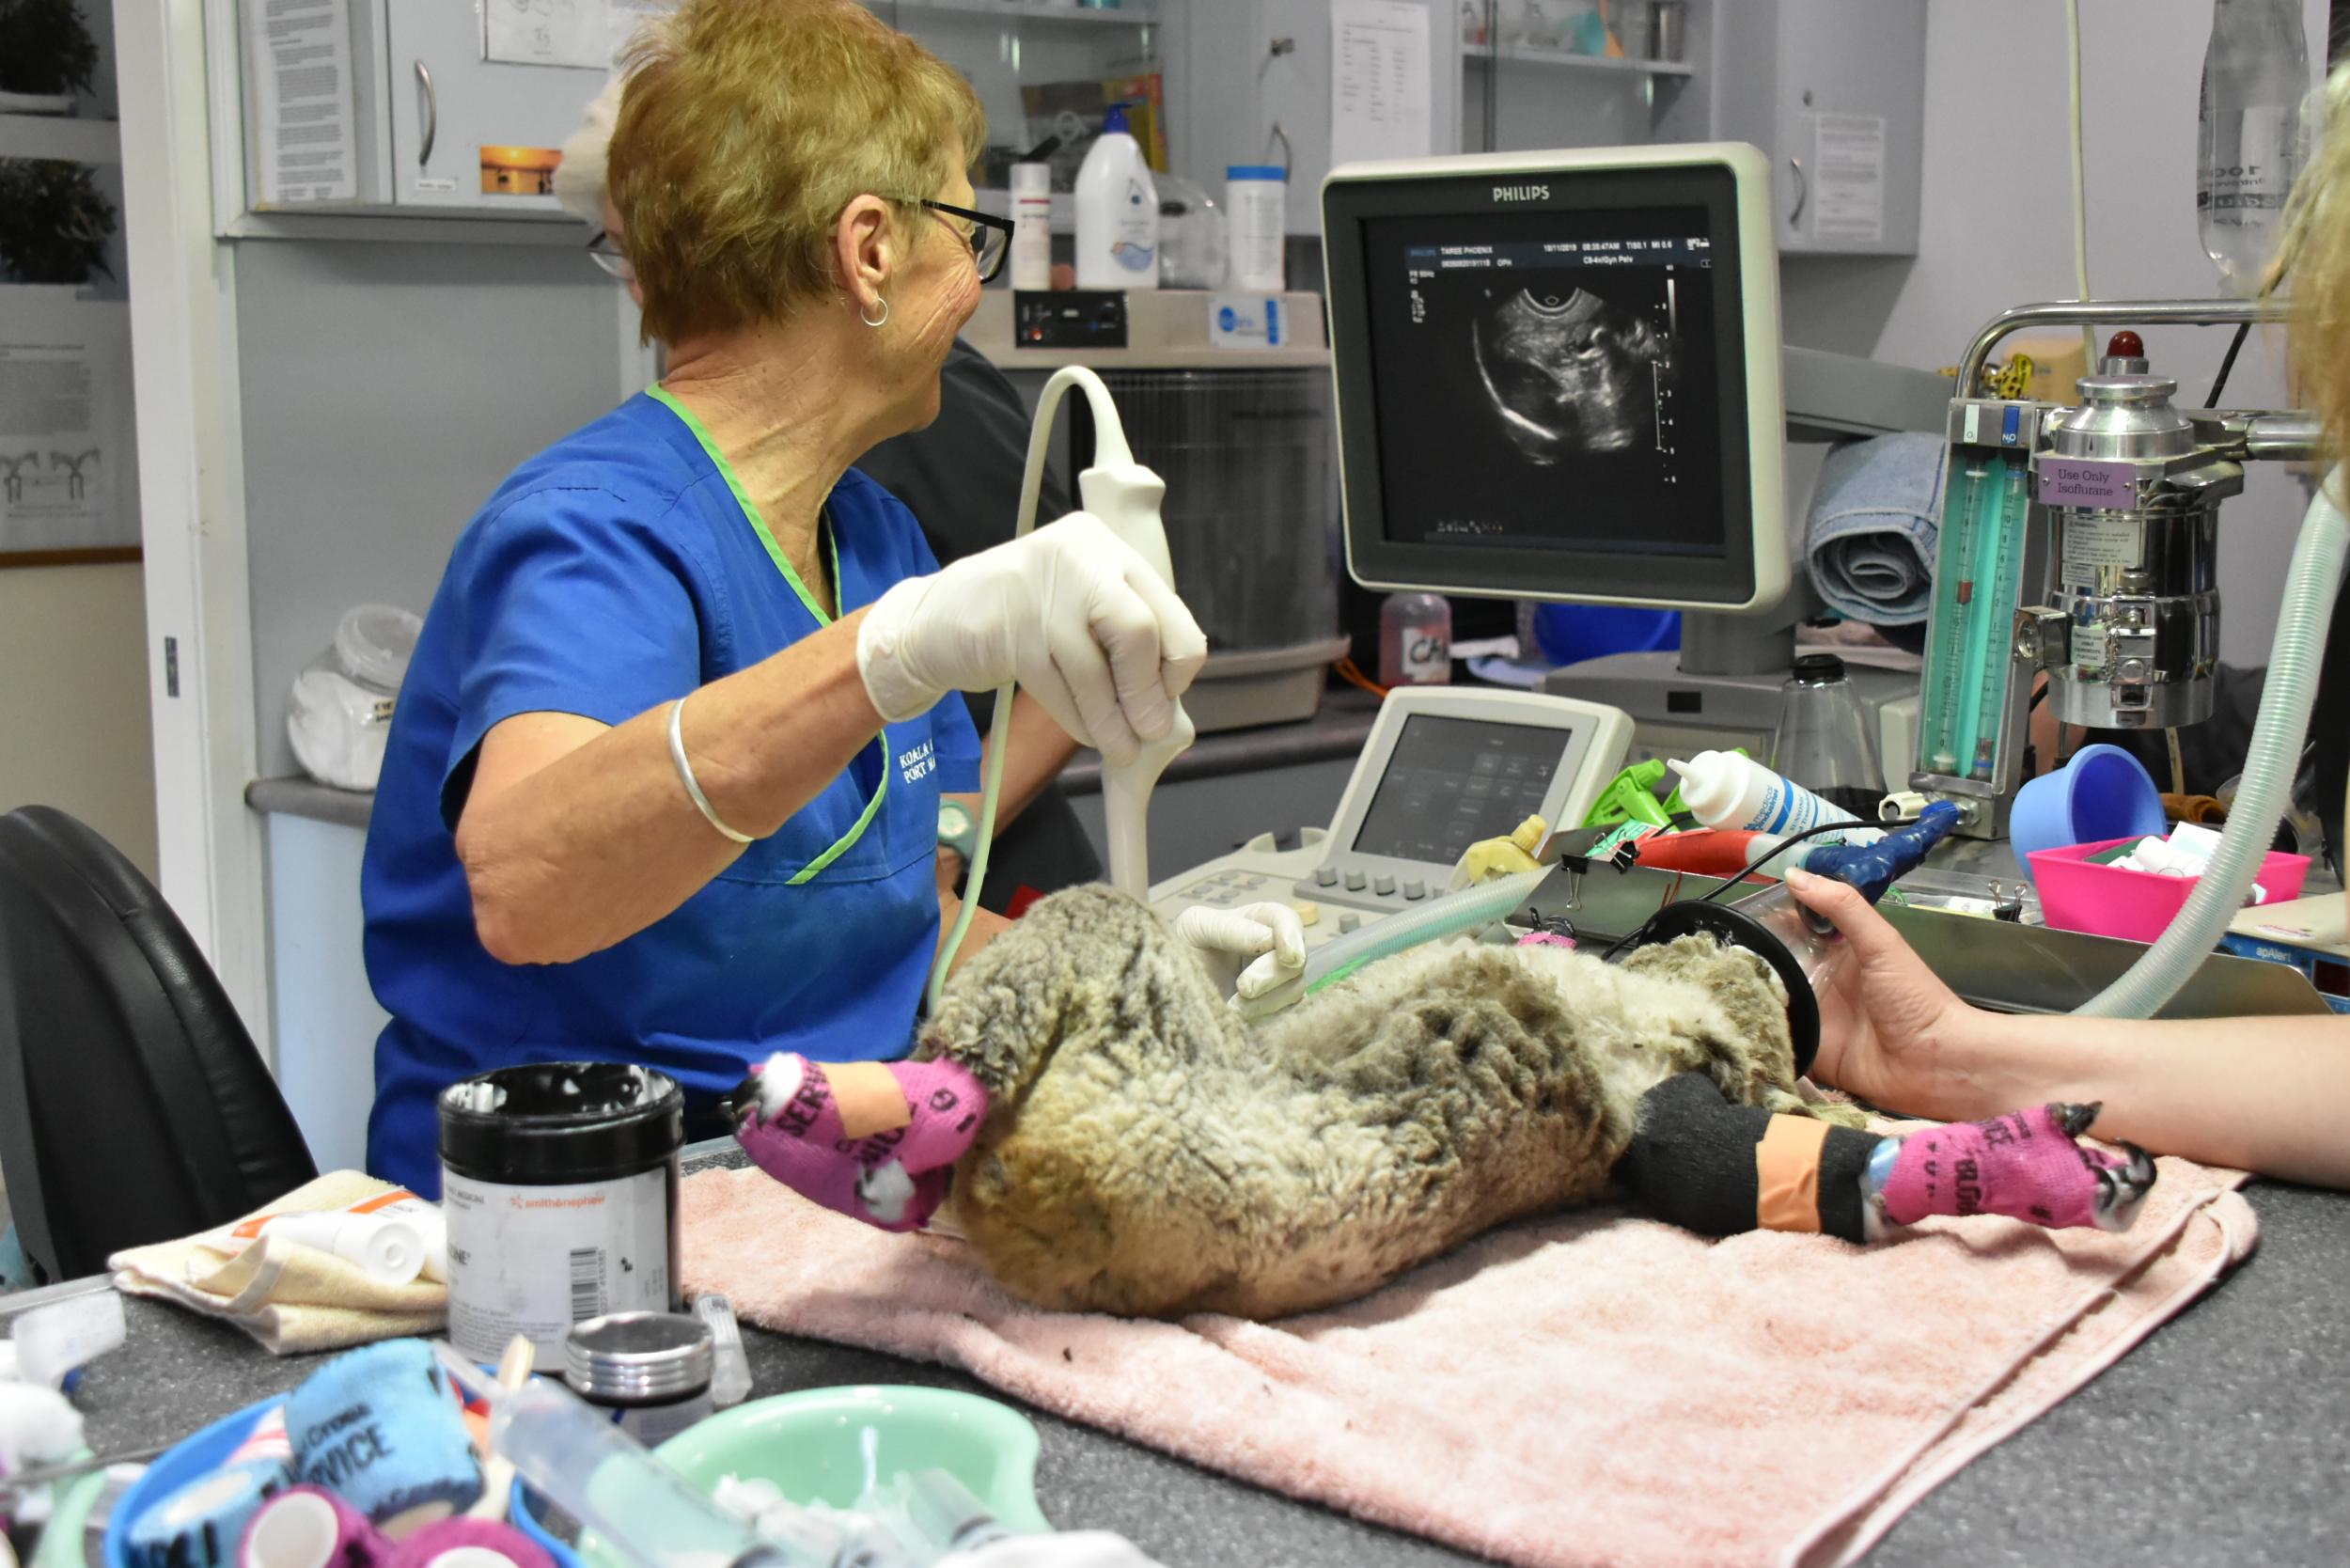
(565, 1311, 713, 1406)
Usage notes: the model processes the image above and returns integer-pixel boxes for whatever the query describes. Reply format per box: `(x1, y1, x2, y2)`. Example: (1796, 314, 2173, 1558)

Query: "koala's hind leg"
(1617, 933, 1810, 1115)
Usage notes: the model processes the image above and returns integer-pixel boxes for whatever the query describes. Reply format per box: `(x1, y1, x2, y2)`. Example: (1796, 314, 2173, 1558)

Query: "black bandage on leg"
(1615, 1072, 1881, 1244)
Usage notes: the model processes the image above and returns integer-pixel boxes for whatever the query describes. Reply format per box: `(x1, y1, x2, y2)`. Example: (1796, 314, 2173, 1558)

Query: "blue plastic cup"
(2010, 743, 2168, 884)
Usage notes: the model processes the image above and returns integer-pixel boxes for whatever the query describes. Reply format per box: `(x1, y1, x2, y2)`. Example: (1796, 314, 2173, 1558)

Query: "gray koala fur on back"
(918, 884, 1837, 1320)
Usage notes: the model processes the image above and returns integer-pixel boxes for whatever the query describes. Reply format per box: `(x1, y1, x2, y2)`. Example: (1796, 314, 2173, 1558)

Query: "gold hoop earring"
(861, 298, 890, 328)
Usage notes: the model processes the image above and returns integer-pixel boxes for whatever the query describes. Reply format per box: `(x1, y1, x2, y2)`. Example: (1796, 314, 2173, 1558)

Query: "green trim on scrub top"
(647, 383, 885, 886)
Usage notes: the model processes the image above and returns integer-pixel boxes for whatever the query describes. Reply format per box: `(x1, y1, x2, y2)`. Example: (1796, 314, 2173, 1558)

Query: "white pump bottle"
(1074, 104, 1160, 290)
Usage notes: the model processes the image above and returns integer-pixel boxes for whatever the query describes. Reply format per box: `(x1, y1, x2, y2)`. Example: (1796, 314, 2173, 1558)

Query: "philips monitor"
(1321, 142, 1788, 613)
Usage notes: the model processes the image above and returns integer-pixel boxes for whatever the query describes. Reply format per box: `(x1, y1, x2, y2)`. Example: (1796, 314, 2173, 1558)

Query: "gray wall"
(238, 241, 623, 777)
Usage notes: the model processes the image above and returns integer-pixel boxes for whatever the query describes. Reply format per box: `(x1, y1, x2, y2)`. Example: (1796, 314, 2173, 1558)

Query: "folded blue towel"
(1804, 432, 1947, 627)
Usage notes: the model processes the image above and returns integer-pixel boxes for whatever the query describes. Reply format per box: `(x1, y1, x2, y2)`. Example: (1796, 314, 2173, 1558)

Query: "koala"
(917, 885, 1828, 1320)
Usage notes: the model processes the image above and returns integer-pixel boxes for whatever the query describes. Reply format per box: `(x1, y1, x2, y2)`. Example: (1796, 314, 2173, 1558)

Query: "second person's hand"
(1782, 868, 1997, 1121)
(1174, 901, 1309, 1001)
(854, 512, 1209, 768)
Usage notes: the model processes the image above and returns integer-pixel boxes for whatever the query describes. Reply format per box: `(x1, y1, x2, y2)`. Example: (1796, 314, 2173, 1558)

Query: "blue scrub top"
(361, 390, 981, 1195)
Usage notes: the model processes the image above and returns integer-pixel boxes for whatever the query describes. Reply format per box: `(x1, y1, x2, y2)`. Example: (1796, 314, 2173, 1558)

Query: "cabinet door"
(1769, 0, 1925, 256)
(384, 2, 608, 212)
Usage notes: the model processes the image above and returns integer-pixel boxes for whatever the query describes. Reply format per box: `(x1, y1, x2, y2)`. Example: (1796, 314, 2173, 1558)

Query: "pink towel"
(682, 1152, 2254, 1568)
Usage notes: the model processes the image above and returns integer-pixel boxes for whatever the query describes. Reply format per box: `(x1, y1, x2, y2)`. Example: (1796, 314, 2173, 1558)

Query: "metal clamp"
(1787, 156, 1807, 229)
(415, 59, 437, 166)
(2107, 603, 2159, 716)
(2013, 606, 2069, 670)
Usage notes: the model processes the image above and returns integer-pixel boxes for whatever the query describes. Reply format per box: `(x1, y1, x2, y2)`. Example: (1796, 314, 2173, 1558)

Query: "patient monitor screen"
(1350, 715, 1565, 868)
(1358, 207, 1725, 557)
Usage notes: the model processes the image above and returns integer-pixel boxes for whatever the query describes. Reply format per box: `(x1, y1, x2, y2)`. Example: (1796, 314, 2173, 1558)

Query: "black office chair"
(0, 806, 316, 1284)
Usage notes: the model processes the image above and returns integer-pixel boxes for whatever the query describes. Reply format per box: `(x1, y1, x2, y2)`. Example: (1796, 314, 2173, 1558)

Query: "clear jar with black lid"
(565, 1310, 715, 1448)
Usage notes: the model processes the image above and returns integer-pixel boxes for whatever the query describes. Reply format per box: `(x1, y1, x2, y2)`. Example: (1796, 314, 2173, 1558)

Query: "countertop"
(244, 689, 1386, 829)
(24, 1142, 2350, 1568)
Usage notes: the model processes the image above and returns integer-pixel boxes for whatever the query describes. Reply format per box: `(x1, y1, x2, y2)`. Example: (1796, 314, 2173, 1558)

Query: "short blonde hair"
(608, 0, 986, 343)
(2281, 67, 2350, 464)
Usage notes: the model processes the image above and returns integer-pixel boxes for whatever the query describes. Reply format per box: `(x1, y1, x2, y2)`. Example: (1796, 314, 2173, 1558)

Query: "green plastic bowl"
(577, 1385, 1048, 1565)
(30, 1456, 107, 1568)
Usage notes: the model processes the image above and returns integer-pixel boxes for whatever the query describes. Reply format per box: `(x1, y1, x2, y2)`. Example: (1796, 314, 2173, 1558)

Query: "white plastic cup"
(1225, 165, 1286, 292)
(1010, 162, 1052, 292)
(10, 1292, 127, 1387)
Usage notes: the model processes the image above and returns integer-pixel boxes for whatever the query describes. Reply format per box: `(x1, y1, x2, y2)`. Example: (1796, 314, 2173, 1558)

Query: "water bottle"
(1378, 592, 1451, 687)
(2198, 0, 2311, 295)
(1768, 654, 1882, 821)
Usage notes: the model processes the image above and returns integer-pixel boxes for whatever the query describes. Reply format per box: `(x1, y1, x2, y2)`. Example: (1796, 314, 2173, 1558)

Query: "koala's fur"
(919, 885, 1829, 1320)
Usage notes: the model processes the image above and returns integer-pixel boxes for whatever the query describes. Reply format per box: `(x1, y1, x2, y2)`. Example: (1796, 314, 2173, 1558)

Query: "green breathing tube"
(1233, 868, 1552, 1024)
(2077, 465, 2350, 1018)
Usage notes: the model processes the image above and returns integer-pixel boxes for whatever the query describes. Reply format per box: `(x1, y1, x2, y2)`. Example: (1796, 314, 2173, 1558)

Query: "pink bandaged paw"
(1879, 1103, 2156, 1232)
(732, 1053, 987, 1232)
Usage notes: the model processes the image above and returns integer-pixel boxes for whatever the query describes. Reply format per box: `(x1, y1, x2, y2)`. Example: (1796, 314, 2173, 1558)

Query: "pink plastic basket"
(2029, 836, 2312, 944)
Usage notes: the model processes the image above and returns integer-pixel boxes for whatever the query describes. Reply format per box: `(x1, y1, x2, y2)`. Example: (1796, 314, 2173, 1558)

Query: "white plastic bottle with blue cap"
(1225, 165, 1285, 292)
(1669, 750, 1861, 837)
(1075, 104, 1159, 290)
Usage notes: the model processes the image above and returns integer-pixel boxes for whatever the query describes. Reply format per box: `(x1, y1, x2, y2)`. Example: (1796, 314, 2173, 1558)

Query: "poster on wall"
(0, 289, 137, 562)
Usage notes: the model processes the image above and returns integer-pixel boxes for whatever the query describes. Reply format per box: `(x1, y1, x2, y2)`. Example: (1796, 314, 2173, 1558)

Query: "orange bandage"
(1754, 1113, 1832, 1234)
(827, 1061, 914, 1139)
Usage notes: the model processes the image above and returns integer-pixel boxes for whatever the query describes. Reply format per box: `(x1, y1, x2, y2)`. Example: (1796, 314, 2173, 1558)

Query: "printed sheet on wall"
(0, 289, 136, 558)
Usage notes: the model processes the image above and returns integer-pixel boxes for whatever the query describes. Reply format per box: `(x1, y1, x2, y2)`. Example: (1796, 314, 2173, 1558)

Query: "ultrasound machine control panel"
(1149, 689, 1634, 950)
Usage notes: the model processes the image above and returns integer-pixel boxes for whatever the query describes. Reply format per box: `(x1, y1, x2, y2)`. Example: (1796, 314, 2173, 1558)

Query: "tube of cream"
(230, 1188, 449, 1282)
(258, 1212, 429, 1286)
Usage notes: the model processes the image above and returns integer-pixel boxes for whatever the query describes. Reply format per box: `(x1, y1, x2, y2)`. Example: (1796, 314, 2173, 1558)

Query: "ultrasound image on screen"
(1473, 283, 1668, 463)
(1361, 209, 1727, 557)
(1350, 715, 1567, 869)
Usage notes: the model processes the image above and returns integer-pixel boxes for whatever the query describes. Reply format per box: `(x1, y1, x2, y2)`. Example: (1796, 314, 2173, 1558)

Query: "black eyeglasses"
(904, 198, 1013, 284)
(586, 228, 634, 283)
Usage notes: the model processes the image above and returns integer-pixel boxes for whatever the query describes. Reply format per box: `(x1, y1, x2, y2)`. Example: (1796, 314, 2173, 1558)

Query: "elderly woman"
(359, 0, 1205, 1193)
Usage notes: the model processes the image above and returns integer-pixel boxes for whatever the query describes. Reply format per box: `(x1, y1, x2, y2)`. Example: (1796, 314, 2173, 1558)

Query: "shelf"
(1460, 43, 1693, 76)
(881, 0, 1160, 27)
(0, 112, 121, 165)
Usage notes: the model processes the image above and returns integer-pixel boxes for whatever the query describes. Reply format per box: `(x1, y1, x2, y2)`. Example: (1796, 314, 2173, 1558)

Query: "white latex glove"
(856, 512, 1209, 768)
(936, 1532, 1170, 1568)
(1174, 901, 1308, 1000)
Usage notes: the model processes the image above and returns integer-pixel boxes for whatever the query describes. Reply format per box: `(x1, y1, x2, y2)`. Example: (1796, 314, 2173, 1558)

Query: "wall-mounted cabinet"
(1709, 0, 1925, 256)
(224, 0, 612, 222)
(215, 0, 1181, 232)
(373, 2, 611, 213)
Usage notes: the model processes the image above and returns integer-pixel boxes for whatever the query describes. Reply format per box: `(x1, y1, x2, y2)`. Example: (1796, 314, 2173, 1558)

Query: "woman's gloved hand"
(937, 1531, 1170, 1568)
(856, 513, 1209, 768)
(1174, 901, 1308, 1001)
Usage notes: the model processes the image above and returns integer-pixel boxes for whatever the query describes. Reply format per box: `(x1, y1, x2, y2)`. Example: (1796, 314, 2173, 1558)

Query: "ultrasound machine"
(1149, 143, 1942, 950)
